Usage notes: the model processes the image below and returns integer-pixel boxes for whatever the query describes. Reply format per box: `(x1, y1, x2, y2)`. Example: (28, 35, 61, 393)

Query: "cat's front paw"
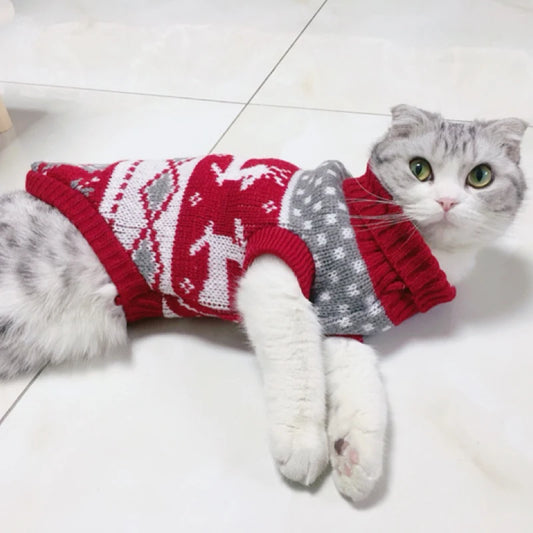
(270, 423, 328, 486)
(328, 426, 384, 502)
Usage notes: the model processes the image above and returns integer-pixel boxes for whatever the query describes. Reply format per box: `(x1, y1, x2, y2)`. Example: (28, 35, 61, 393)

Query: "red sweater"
(26, 156, 456, 338)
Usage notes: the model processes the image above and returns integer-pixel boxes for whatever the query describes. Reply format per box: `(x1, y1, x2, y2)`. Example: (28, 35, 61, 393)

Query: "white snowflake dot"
(262, 200, 277, 214)
(317, 233, 327, 246)
(369, 302, 381, 316)
(353, 260, 365, 273)
(346, 283, 359, 297)
(338, 316, 351, 328)
(179, 277, 195, 294)
(325, 213, 337, 225)
(338, 303, 349, 314)
(365, 295, 375, 307)
(342, 227, 353, 239)
(333, 246, 346, 260)
(189, 192, 203, 207)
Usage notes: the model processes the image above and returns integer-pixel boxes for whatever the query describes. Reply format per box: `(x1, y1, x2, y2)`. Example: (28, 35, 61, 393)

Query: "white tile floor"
(1, 1, 533, 531)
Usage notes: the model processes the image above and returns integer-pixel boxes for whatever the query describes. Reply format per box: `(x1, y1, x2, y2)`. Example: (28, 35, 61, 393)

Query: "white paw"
(270, 423, 329, 485)
(328, 427, 384, 502)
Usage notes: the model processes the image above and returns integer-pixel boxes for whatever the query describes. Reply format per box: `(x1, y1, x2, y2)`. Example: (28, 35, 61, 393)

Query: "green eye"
(409, 158, 433, 182)
(467, 164, 492, 189)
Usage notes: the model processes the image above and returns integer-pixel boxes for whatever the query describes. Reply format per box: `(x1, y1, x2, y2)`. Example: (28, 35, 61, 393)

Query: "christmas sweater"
(26, 155, 456, 339)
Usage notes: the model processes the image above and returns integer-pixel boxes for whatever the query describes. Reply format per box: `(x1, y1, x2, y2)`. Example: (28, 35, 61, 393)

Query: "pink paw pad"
(349, 448, 359, 464)
(333, 438, 359, 472)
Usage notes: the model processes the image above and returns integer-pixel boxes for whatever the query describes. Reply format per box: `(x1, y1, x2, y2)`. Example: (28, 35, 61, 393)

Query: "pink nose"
(437, 197, 458, 212)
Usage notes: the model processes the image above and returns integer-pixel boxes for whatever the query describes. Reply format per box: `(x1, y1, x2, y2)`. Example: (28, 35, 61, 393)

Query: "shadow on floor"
(374, 245, 532, 356)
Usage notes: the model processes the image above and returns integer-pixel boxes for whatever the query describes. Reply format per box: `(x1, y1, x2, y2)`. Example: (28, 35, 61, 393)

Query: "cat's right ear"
(481, 117, 528, 164)
(389, 104, 441, 138)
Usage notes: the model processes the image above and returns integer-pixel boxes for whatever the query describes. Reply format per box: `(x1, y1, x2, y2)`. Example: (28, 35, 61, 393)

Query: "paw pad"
(334, 438, 348, 455)
(333, 437, 360, 478)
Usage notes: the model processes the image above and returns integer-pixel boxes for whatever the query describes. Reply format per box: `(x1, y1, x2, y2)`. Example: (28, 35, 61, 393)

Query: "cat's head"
(370, 105, 528, 251)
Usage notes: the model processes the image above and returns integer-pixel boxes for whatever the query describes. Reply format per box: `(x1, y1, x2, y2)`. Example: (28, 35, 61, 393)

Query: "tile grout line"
(0, 79, 246, 107)
(208, 0, 330, 153)
(0, 78, 397, 120)
(248, 101, 393, 118)
(6, 78, 519, 126)
(3, 78, 530, 127)
(0, 364, 47, 427)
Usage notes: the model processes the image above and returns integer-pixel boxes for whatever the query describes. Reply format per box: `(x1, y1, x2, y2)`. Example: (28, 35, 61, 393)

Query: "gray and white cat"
(0, 105, 527, 502)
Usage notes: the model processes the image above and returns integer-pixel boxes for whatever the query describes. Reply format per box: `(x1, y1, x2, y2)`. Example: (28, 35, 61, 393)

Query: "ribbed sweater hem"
(26, 169, 162, 321)
(243, 226, 315, 299)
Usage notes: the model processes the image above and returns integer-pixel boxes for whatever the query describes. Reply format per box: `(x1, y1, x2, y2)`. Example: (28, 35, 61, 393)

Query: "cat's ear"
(389, 105, 441, 138)
(481, 118, 528, 164)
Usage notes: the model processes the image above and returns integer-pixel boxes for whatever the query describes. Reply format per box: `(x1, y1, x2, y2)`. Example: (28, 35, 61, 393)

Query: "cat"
(0, 105, 527, 503)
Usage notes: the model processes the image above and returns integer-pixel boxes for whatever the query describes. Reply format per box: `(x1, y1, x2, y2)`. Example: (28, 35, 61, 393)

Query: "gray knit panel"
(281, 161, 393, 336)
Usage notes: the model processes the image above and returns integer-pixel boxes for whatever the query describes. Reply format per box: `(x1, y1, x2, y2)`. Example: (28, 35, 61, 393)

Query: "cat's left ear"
(389, 104, 441, 137)
(482, 118, 529, 163)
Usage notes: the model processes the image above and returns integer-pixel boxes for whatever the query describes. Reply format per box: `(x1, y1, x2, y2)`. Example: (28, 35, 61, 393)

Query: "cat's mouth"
(425, 215, 458, 228)
(439, 211, 458, 225)
(411, 212, 461, 242)
(405, 207, 456, 229)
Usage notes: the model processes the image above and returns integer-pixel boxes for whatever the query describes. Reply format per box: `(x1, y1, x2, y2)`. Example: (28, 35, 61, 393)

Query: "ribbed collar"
(342, 164, 456, 324)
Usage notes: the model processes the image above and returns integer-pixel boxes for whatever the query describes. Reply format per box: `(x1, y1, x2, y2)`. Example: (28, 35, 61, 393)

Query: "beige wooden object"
(0, 96, 13, 132)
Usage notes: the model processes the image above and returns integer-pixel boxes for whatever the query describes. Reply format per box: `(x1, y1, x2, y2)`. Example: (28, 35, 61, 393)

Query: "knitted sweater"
(26, 155, 456, 339)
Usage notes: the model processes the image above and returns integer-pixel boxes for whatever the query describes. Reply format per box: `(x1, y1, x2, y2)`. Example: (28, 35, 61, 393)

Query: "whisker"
(346, 197, 398, 207)
(348, 218, 413, 231)
(451, 210, 509, 238)
(349, 213, 411, 221)
(349, 179, 397, 205)
(401, 224, 422, 248)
